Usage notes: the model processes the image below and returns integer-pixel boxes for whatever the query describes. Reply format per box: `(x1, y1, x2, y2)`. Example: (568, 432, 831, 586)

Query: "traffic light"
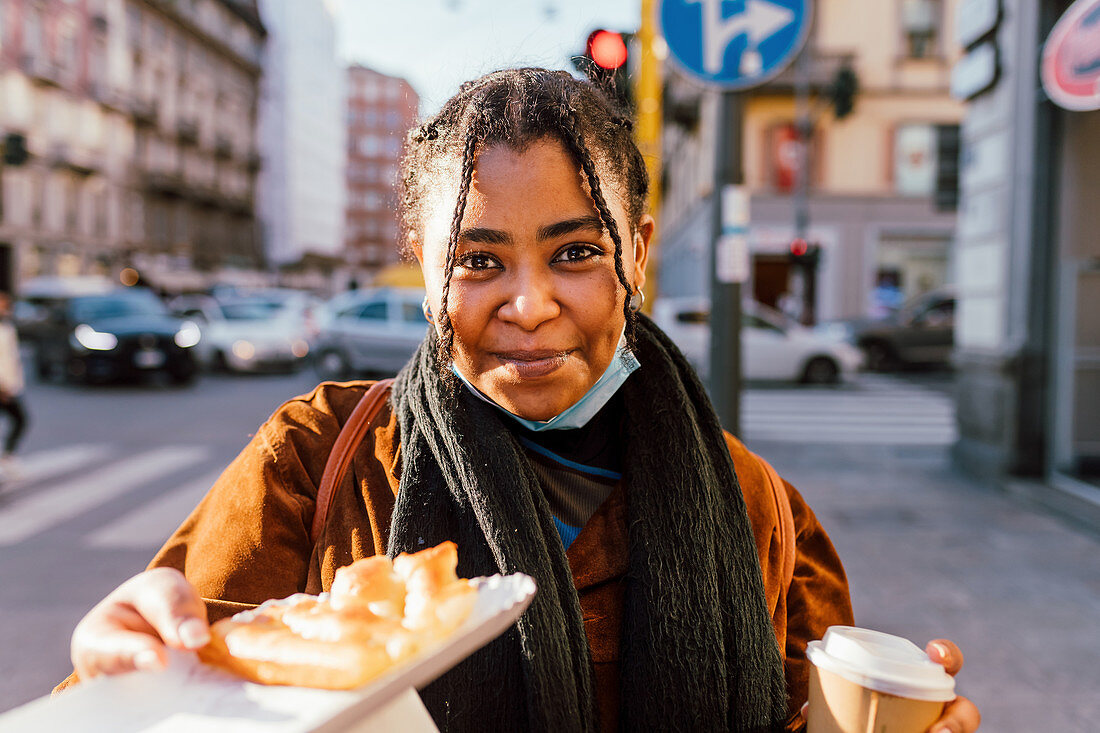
(788, 238, 821, 267)
(934, 124, 961, 212)
(573, 29, 635, 111)
(2, 133, 28, 166)
(828, 65, 859, 120)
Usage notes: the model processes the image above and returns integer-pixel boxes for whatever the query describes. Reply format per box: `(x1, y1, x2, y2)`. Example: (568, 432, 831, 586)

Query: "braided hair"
(400, 68, 650, 369)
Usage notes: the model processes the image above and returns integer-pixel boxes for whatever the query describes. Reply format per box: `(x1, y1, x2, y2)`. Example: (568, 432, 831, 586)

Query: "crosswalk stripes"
(85, 468, 223, 550)
(1, 444, 110, 487)
(0, 445, 211, 546)
(742, 379, 957, 446)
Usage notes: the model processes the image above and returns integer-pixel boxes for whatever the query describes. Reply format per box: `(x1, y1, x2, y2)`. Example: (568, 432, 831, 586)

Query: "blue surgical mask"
(452, 329, 640, 431)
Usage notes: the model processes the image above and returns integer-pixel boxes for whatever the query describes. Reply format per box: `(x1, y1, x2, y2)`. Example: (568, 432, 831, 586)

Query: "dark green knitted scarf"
(387, 316, 788, 732)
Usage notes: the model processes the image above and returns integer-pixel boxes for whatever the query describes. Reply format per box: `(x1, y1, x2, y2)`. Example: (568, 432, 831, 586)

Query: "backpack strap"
(310, 379, 394, 545)
(758, 456, 798, 598)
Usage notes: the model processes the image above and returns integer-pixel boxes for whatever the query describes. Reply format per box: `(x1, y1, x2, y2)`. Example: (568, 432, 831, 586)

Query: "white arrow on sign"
(686, 0, 797, 75)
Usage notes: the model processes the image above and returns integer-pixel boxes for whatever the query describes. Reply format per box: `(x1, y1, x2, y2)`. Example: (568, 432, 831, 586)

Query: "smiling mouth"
(492, 350, 572, 379)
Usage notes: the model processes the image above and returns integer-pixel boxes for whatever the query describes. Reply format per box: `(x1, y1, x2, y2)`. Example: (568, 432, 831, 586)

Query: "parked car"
(14, 276, 115, 346)
(314, 288, 428, 379)
(31, 288, 200, 385)
(821, 288, 956, 371)
(169, 290, 320, 373)
(652, 298, 863, 384)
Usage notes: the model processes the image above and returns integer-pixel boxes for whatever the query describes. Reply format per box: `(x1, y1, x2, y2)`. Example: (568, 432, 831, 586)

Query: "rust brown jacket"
(58, 380, 853, 731)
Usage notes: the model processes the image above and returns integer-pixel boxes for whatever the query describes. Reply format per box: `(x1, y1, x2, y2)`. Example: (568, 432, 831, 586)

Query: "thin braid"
(560, 108, 635, 341)
(437, 112, 482, 368)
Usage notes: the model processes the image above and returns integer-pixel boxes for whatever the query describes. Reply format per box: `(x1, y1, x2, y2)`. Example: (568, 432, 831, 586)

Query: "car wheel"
(212, 350, 231, 373)
(169, 367, 197, 386)
(863, 341, 898, 372)
(35, 355, 55, 382)
(803, 357, 840, 385)
(315, 348, 350, 381)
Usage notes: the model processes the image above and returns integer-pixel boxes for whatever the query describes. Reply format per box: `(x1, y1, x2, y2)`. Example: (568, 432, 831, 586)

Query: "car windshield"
(220, 302, 284, 321)
(70, 293, 168, 321)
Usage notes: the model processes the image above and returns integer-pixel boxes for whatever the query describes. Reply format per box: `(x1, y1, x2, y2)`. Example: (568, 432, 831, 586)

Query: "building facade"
(344, 64, 418, 281)
(254, 0, 344, 272)
(0, 0, 265, 294)
(951, 0, 1100, 523)
(658, 0, 965, 324)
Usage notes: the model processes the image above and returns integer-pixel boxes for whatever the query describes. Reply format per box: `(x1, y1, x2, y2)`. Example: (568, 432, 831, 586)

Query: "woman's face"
(413, 137, 653, 421)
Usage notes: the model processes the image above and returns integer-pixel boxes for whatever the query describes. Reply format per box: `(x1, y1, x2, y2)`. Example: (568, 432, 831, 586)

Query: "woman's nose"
(497, 280, 560, 330)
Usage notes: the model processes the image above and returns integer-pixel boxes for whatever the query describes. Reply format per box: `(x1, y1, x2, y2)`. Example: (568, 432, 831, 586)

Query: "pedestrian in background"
(0, 292, 27, 478)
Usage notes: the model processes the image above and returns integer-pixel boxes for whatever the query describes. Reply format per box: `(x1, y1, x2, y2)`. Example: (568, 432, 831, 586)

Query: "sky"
(329, 0, 641, 114)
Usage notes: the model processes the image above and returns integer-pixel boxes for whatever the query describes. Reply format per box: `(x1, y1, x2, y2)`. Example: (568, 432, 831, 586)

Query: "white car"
(170, 291, 320, 373)
(314, 288, 429, 379)
(652, 298, 863, 384)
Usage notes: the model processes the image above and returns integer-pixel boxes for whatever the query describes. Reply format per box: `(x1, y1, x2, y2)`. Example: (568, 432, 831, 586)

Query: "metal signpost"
(658, 0, 811, 432)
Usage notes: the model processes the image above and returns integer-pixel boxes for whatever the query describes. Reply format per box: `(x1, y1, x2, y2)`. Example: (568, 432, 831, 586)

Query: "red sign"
(1042, 0, 1100, 111)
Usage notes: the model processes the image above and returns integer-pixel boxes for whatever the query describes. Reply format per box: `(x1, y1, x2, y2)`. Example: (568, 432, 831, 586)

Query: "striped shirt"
(507, 394, 624, 549)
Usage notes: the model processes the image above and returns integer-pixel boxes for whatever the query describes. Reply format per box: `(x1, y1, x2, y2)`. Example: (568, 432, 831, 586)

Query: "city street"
(1, 370, 1097, 731)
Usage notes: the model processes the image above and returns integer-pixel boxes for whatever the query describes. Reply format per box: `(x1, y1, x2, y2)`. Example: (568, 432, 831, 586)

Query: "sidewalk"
(748, 439, 1100, 732)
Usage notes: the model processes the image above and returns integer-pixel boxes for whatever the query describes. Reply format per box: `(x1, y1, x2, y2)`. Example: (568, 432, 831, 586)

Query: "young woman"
(65, 69, 979, 732)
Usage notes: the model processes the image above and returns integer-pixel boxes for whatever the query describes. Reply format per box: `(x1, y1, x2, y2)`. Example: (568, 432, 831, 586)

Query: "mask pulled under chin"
(451, 330, 640, 432)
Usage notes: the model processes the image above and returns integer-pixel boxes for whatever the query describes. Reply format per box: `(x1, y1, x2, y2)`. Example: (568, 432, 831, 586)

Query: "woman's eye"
(457, 253, 501, 271)
(553, 244, 602, 264)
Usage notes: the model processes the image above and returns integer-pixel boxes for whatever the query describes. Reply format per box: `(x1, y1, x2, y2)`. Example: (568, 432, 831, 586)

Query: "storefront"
(953, 0, 1100, 521)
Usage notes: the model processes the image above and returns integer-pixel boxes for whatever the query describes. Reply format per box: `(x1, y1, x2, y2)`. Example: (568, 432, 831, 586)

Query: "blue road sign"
(660, 0, 812, 89)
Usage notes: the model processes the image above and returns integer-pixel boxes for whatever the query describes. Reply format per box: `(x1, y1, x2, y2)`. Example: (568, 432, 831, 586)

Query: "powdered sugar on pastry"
(198, 541, 476, 690)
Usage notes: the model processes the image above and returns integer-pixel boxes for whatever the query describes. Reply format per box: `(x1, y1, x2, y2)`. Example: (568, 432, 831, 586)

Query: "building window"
(24, 6, 43, 62)
(893, 123, 936, 195)
(358, 135, 381, 157)
(127, 6, 142, 48)
(900, 0, 941, 59)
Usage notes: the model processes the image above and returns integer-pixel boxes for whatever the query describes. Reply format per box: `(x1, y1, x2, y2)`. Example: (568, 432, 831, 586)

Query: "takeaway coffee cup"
(805, 626, 956, 733)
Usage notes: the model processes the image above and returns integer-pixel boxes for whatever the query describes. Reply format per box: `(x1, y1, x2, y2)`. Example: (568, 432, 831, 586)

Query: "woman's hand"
(926, 639, 981, 733)
(71, 567, 211, 680)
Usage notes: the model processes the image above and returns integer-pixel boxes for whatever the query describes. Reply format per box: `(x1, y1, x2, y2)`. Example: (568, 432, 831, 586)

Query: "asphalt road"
(1, 368, 1097, 731)
(0, 368, 323, 711)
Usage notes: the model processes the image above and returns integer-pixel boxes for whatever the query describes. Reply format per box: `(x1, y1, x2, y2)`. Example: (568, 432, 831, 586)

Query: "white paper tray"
(0, 573, 536, 733)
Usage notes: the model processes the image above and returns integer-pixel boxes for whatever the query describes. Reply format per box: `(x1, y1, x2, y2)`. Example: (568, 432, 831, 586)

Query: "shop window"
(900, 0, 942, 59)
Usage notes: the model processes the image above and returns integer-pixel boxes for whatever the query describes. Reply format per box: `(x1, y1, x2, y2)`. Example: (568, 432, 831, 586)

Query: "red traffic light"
(790, 238, 809, 257)
(587, 30, 628, 70)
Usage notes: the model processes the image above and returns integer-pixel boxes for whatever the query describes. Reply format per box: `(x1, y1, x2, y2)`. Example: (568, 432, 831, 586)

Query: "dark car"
(31, 288, 201, 385)
(847, 289, 956, 371)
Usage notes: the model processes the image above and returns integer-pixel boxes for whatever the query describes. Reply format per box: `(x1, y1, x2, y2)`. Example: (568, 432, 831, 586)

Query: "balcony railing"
(21, 55, 67, 88)
(48, 143, 97, 176)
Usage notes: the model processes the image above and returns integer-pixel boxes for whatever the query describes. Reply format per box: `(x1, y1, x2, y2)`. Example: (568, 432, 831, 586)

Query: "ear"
(408, 232, 425, 267)
(631, 214, 654, 292)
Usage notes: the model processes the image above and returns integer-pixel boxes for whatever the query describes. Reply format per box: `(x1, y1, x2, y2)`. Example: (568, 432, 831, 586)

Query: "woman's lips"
(492, 350, 571, 379)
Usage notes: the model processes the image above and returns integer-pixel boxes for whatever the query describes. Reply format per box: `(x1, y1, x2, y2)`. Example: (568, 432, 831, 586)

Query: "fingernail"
(177, 618, 210, 649)
(929, 642, 949, 660)
(134, 649, 164, 671)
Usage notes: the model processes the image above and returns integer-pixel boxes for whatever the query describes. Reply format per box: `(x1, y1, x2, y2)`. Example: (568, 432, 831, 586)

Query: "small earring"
(422, 296, 433, 322)
(629, 289, 645, 312)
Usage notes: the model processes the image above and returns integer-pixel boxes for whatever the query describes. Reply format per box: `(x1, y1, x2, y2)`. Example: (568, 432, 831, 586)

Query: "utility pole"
(708, 93, 745, 434)
(792, 44, 813, 325)
(659, 0, 812, 433)
(636, 0, 664, 314)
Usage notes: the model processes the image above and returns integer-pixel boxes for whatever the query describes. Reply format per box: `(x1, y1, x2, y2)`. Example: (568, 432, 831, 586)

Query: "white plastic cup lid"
(806, 626, 956, 702)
